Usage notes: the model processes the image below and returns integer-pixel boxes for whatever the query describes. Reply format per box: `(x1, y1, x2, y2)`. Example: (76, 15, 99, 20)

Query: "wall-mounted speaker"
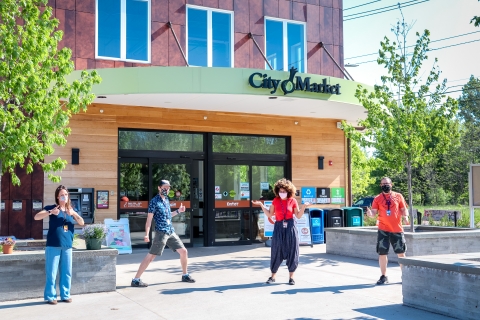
(72, 148, 80, 165)
(318, 156, 324, 170)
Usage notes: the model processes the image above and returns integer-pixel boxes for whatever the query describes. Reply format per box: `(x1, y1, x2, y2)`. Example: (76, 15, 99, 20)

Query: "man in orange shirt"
(369, 177, 409, 285)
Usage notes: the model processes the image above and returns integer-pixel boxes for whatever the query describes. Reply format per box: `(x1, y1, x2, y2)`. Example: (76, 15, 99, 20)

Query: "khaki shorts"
(149, 231, 185, 256)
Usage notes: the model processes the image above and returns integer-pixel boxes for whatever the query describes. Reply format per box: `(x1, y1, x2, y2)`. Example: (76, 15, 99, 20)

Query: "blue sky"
(343, 0, 480, 98)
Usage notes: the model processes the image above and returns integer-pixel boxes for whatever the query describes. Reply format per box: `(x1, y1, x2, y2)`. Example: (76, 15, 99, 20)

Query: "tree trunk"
(407, 161, 415, 232)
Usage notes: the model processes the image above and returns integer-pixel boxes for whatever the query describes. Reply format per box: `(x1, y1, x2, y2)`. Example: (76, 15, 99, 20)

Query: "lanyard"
(279, 198, 288, 220)
(382, 193, 391, 213)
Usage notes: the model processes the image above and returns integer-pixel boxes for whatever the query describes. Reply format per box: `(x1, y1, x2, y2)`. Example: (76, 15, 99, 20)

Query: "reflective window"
(265, 18, 306, 72)
(126, 0, 149, 61)
(212, 135, 286, 154)
(119, 130, 204, 152)
(188, 8, 208, 67)
(187, 6, 233, 67)
(266, 20, 283, 71)
(96, 0, 151, 63)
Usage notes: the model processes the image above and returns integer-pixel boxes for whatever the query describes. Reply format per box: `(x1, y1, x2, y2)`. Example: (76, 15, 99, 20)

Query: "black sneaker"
(131, 279, 148, 287)
(289, 278, 295, 285)
(182, 274, 195, 283)
(376, 275, 388, 285)
(266, 277, 275, 284)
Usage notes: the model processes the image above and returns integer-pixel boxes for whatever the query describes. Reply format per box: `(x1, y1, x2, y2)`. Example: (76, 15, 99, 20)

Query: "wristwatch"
(48, 210, 52, 215)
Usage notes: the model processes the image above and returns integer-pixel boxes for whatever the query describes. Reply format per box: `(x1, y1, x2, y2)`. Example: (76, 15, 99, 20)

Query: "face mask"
(160, 189, 168, 196)
(60, 195, 67, 202)
(279, 192, 287, 199)
(381, 185, 391, 193)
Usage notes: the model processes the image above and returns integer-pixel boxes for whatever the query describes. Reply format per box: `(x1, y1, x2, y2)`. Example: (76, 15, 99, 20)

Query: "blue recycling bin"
(309, 208, 324, 244)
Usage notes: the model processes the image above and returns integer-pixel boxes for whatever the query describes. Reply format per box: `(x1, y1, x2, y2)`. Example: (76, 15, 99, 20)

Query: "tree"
(343, 16, 459, 232)
(0, 0, 101, 228)
(351, 141, 377, 200)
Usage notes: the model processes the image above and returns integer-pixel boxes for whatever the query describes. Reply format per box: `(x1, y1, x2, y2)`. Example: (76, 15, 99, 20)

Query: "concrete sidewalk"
(0, 244, 452, 320)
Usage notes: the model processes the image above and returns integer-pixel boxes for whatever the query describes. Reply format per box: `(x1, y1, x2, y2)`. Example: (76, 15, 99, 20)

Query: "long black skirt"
(270, 219, 299, 273)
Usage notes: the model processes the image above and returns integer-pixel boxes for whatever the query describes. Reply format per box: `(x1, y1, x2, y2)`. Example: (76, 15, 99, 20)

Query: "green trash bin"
(342, 207, 364, 227)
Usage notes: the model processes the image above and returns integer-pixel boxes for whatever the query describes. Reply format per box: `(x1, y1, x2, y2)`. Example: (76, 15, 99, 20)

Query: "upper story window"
(96, 0, 151, 63)
(186, 6, 233, 67)
(265, 18, 306, 73)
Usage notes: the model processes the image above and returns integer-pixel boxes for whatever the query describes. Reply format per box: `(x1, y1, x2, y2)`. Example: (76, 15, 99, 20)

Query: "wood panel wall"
(43, 103, 347, 222)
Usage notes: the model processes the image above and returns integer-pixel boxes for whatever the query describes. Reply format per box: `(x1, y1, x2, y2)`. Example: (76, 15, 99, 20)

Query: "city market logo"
(248, 67, 341, 96)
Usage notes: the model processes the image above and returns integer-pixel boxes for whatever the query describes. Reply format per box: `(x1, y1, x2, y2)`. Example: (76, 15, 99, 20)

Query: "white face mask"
(279, 192, 287, 199)
(60, 195, 68, 202)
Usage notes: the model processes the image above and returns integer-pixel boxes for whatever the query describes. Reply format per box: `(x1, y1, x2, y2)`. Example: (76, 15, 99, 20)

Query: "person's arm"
(370, 197, 379, 217)
(72, 212, 85, 226)
(294, 200, 310, 219)
(251, 200, 274, 218)
(34, 209, 51, 220)
(34, 206, 58, 220)
(144, 213, 154, 242)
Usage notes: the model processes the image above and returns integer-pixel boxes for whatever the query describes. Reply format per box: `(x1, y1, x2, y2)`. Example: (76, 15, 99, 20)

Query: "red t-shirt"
(372, 191, 407, 233)
(272, 197, 298, 221)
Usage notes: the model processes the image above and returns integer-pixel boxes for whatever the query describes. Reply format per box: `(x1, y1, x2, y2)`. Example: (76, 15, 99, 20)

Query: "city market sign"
(248, 67, 341, 95)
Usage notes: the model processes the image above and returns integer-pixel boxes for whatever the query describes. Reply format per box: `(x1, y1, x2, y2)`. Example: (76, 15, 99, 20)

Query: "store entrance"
(213, 162, 285, 245)
(119, 158, 205, 248)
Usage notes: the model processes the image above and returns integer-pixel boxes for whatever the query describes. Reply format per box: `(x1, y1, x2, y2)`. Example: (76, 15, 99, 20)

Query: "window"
(96, 0, 151, 63)
(187, 6, 233, 67)
(212, 134, 286, 154)
(265, 18, 306, 73)
(119, 130, 204, 152)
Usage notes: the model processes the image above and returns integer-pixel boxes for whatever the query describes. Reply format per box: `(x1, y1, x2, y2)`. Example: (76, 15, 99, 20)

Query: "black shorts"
(376, 230, 406, 255)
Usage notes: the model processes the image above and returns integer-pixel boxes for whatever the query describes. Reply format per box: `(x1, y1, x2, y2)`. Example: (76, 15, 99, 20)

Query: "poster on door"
(263, 201, 274, 237)
(295, 212, 312, 246)
(104, 218, 132, 254)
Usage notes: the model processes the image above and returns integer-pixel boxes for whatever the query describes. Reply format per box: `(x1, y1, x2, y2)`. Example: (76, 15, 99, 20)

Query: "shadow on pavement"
(353, 304, 454, 320)
(0, 301, 46, 309)
(159, 282, 270, 294)
(271, 283, 377, 295)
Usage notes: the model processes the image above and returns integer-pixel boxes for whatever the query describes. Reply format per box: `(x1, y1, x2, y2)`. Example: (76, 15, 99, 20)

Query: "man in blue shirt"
(131, 180, 195, 287)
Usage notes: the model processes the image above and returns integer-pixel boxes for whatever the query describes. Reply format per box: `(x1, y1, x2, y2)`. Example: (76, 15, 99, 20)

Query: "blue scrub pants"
(44, 246, 72, 302)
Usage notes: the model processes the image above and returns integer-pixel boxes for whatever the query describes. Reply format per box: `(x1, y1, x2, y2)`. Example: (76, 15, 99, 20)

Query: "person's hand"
(50, 206, 60, 216)
(251, 200, 262, 206)
(403, 215, 410, 225)
(144, 235, 150, 243)
(302, 202, 311, 208)
(66, 208, 75, 216)
(178, 203, 186, 213)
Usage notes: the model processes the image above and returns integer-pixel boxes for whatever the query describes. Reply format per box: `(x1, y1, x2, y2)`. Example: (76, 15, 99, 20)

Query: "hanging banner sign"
(104, 218, 132, 254)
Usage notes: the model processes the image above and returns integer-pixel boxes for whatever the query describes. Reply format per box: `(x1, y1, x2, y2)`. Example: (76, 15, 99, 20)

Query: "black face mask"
(381, 185, 391, 193)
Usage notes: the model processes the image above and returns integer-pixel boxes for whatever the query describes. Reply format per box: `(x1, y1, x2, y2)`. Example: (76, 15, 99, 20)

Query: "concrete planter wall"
(0, 249, 118, 302)
(400, 253, 480, 320)
(325, 226, 480, 262)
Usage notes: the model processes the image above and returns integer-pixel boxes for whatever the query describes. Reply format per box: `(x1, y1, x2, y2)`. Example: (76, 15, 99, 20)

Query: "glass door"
(119, 159, 149, 247)
(151, 161, 193, 247)
(251, 165, 285, 242)
(214, 164, 251, 243)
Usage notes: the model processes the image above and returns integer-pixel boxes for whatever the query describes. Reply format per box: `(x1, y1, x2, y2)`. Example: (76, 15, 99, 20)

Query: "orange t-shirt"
(372, 191, 406, 233)
(272, 197, 298, 221)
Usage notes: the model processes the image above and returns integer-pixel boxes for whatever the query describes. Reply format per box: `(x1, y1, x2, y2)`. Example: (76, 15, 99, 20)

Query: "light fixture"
(204, 116, 207, 120)
(318, 156, 324, 170)
(329, 160, 333, 166)
(97, 95, 106, 98)
(99, 109, 104, 113)
(294, 121, 299, 125)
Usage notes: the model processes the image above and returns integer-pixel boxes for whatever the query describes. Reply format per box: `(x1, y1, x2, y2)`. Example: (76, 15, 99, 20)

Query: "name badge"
(63, 224, 69, 232)
(386, 210, 391, 216)
(283, 221, 288, 228)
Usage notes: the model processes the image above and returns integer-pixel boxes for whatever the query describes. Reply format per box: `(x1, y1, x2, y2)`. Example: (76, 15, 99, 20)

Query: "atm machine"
(67, 187, 95, 224)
